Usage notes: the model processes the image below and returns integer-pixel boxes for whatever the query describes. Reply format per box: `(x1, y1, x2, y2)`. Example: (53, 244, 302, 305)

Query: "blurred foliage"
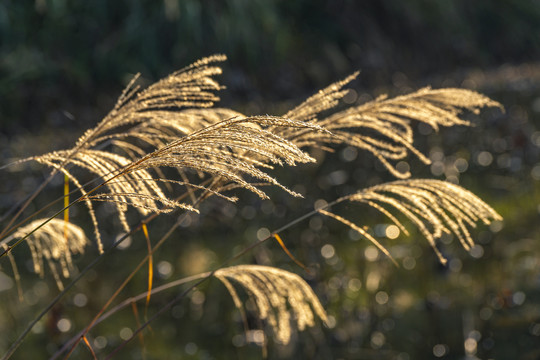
(1, 1, 540, 359)
(2, 0, 540, 132)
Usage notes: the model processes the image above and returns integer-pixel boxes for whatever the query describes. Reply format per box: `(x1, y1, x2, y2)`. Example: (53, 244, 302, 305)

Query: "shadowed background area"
(0, 1, 539, 359)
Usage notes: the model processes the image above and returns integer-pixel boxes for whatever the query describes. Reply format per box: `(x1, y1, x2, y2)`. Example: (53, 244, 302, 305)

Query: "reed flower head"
(12, 219, 87, 290)
(321, 179, 502, 264)
(215, 265, 327, 344)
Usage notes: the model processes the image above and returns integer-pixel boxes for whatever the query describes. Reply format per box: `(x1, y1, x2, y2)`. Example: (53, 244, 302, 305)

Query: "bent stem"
(1, 181, 201, 360)
(54, 272, 211, 358)
(59, 197, 207, 359)
(100, 201, 344, 358)
(0, 221, 144, 360)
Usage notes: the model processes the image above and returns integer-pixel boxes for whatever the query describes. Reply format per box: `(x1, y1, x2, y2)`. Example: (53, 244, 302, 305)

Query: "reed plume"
(215, 265, 327, 344)
(280, 76, 501, 178)
(320, 179, 502, 264)
(10, 219, 87, 290)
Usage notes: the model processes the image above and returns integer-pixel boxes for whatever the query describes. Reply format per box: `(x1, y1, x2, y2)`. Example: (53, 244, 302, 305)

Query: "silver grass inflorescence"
(320, 179, 502, 264)
(281, 76, 502, 178)
(18, 56, 228, 252)
(11, 219, 87, 290)
(214, 265, 327, 344)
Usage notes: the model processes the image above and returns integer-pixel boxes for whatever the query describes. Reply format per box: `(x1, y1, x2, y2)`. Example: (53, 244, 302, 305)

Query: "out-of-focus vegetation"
(1, 1, 539, 359)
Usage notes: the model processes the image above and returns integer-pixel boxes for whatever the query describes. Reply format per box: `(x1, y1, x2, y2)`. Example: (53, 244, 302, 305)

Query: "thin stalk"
(100, 200, 343, 358)
(0, 180, 201, 360)
(0, 165, 120, 245)
(0, 223, 143, 360)
(59, 181, 214, 359)
(53, 272, 210, 357)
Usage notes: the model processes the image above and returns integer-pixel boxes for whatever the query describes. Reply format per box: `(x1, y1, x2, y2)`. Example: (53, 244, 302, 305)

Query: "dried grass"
(1, 55, 503, 355)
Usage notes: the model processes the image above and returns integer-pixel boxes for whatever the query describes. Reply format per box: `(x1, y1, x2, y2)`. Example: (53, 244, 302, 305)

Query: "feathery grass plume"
(23, 115, 321, 259)
(35, 150, 183, 218)
(122, 116, 323, 201)
(214, 265, 327, 344)
(11, 219, 88, 290)
(108, 108, 245, 156)
(13, 56, 228, 250)
(320, 179, 502, 265)
(282, 77, 502, 178)
(74, 54, 226, 150)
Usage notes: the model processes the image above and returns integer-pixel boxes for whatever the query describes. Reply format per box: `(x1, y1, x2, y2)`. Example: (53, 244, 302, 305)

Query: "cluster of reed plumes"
(0, 55, 502, 358)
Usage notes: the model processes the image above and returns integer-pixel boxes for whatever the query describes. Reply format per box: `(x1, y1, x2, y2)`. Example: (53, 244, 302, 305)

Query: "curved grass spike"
(11, 219, 88, 290)
(319, 179, 502, 264)
(214, 265, 328, 344)
(278, 76, 502, 178)
(1, 55, 228, 250)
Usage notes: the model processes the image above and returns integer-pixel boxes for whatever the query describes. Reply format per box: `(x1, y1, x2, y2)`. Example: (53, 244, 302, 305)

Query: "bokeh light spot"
(476, 151, 493, 166)
(73, 293, 88, 307)
(385, 225, 400, 239)
(119, 327, 133, 340)
(433, 344, 448, 357)
(464, 338, 477, 355)
(375, 291, 389, 305)
(57, 318, 71, 333)
(157, 261, 173, 278)
(94, 336, 107, 349)
(365, 246, 379, 262)
(256, 227, 271, 241)
(116, 233, 132, 250)
(321, 244, 335, 259)
(185, 342, 198, 355)
(402, 256, 416, 270)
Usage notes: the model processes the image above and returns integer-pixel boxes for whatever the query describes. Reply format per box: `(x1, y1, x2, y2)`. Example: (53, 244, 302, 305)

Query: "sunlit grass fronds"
(2, 244, 23, 300)
(74, 55, 226, 150)
(34, 150, 173, 229)
(26, 115, 321, 247)
(284, 72, 360, 122)
(3, 56, 226, 240)
(12, 218, 88, 290)
(106, 108, 245, 155)
(323, 179, 502, 264)
(214, 265, 327, 344)
(285, 84, 501, 178)
(124, 116, 323, 200)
